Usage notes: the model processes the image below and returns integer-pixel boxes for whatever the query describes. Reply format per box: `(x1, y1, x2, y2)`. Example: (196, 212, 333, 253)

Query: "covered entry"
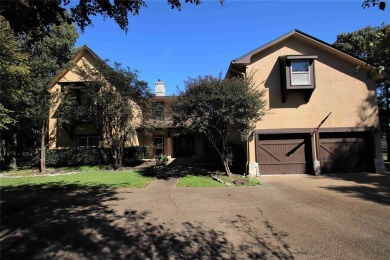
(173, 134, 195, 157)
(256, 133, 312, 174)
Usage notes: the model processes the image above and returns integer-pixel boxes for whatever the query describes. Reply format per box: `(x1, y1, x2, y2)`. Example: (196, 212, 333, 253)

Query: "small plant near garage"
(156, 154, 169, 167)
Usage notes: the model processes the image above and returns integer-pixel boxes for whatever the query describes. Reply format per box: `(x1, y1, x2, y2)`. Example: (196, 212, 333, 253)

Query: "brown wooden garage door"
(256, 134, 312, 174)
(319, 132, 373, 173)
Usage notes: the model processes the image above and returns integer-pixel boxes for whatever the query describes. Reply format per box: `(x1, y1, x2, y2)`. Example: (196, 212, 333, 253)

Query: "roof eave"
(230, 29, 375, 70)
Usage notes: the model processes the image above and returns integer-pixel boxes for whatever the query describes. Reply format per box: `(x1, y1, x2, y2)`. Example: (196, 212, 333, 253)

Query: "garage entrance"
(319, 132, 374, 173)
(256, 134, 313, 174)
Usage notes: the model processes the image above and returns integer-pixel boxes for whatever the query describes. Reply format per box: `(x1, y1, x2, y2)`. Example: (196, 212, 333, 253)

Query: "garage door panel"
(319, 133, 369, 173)
(258, 142, 305, 163)
(257, 134, 311, 174)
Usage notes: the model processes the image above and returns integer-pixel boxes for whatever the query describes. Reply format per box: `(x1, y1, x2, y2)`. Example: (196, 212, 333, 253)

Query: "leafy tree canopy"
(334, 24, 389, 160)
(172, 75, 266, 176)
(0, 15, 29, 130)
(334, 24, 389, 78)
(0, 13, 78, 171)
(362, 0, 386, 10)
(0, 0, 223, 41)
(56, 60, 152, 166)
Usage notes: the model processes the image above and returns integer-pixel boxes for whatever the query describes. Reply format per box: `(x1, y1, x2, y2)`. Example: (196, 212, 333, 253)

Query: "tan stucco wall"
(138, 130, 173, 158)
(245, 36, 379, 161)
(48, 51, 141, 149)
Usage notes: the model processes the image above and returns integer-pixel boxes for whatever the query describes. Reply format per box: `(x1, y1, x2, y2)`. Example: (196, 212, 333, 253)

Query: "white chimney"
(155, 79, 166, 96)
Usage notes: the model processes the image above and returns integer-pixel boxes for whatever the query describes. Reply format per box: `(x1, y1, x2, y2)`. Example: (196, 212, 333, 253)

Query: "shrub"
(44, 148, 110, 167)
(40, 146, 149, 168)
(156, 154, 169, 167)
(123, 146, 149, 161)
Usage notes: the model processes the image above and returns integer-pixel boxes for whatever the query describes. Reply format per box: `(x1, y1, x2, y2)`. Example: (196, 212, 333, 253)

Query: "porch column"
(374, 129, 386, 173)
(166, 130, 173, 158)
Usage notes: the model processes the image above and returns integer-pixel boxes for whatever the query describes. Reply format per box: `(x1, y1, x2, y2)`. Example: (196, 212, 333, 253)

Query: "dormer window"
(283, 55, 317, 89)
(291, 60, 310, 86)
(279, 55, 317, 102)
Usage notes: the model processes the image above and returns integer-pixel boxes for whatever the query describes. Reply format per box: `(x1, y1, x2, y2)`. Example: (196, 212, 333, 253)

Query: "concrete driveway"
(1, 173, 390, 259)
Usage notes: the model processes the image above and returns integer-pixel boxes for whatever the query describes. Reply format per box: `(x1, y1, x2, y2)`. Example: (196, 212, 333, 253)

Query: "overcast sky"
(75, 0, 389, 95)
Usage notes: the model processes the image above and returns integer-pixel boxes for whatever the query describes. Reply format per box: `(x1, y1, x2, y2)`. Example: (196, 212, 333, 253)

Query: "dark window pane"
(89, 136, 98, 147)
(78, 137, 88, 147)
(291, 61, 309, 72)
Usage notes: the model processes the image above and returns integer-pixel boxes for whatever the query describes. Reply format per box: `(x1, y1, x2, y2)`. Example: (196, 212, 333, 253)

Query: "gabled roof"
(227, 29, 372, 76)
(48, 45, 106, 89)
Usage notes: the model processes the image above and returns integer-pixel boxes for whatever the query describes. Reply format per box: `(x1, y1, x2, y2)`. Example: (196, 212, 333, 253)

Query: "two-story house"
(226, 29, 385, 175)
(48, 30, 385, 175)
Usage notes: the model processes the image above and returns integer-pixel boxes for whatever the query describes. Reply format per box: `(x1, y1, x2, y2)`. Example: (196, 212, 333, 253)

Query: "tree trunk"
(386, 83, 389, 162)
(9, 132, 17, 170)
(39, 122, 46, 173)
(206, 134, 233, 177)
(221, 158, 232, 177)
(116, 147, 123, 166)
(386, 131, 390, 162)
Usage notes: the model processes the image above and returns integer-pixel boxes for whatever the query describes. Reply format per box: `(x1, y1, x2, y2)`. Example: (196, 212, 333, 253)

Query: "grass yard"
(0, 171, 154, 188)
(177, 175, 226, 187)
(177, 171, 261, 187)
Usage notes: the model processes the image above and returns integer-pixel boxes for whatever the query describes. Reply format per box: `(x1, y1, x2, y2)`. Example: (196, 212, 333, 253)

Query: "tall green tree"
(1, 15, 78, 171)
(0, 15, 30, 169)
(0, 15, 29, 131)
(334, 24, 390, 159)
(56, 61, 152, 166)
(172, 75, 266, 176)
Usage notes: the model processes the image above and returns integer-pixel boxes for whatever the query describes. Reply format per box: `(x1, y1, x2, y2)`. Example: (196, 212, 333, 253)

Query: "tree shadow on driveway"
(320, 172, 390, 206)
(1, 183, 294, 259)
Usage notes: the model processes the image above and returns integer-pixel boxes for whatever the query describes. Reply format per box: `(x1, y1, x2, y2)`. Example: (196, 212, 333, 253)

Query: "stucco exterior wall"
(245, 36, 379, 161)
(48, 49, 141, 149)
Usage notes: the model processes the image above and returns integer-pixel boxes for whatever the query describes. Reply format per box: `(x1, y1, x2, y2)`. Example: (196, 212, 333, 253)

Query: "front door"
(153, 137, 164, 157)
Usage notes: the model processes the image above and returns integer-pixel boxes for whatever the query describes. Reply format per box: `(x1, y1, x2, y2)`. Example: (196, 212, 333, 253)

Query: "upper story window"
(280, 55, 317, 90)
(152, 102, 164, 120)
(279, 55, 318, 103)
(291, 60, 310, 86)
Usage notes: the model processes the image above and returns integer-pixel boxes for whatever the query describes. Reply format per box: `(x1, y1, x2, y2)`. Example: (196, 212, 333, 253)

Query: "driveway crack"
(169, 187, 178, 211)
(248, 198, 295, 259)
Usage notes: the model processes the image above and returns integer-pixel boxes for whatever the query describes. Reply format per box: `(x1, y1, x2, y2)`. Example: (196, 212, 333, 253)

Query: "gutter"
(226, 61, 246, 78)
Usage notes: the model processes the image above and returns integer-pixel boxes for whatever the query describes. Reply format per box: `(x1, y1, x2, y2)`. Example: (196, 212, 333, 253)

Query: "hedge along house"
(226, 30, 386, 175)
(48, 46, 141, 150)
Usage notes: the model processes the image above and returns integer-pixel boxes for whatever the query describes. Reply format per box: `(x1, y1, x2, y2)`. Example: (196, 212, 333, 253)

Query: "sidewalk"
(145, 177, 179, 190)
(144, 158, 186, 189)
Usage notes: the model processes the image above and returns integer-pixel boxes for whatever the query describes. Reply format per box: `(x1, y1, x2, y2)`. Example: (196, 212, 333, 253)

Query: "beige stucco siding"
(48, 49, 141, 149)
(246, 37, 379, 162)
(248, 37, 378, 130)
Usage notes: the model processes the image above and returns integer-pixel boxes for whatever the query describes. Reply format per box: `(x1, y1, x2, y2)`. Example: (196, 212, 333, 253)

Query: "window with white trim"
(290, 60, 310, 86)
(279, 55, 317, 103)
(76, 136, 98, 148)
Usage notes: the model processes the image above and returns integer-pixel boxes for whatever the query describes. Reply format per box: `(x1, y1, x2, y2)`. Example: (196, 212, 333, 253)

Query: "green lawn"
(0, 171, 153, 188)
(177, 175, 226, 187)
(177, 173, 261, 187)
(1, 165, 261, 189)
